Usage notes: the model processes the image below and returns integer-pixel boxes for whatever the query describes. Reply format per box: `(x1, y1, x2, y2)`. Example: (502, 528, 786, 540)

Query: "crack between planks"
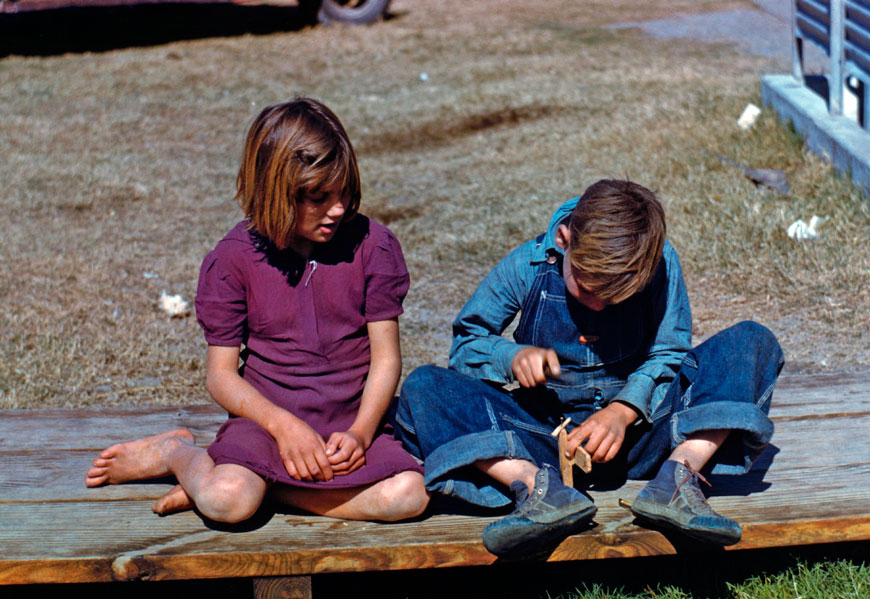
(111, 528, 224, 581)
(771, 410, 870, 422)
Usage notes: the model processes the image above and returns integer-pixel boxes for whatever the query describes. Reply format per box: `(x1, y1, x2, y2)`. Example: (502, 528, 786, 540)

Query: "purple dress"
(195, 215, 423, 488)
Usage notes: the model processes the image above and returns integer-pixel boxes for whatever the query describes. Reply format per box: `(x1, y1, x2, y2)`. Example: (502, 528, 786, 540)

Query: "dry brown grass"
(1, 0, 868, 409)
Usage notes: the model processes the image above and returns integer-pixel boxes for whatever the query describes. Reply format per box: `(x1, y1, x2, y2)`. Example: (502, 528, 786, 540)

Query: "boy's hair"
(235, 97, 361, 250)
(566, 179, 666, 304)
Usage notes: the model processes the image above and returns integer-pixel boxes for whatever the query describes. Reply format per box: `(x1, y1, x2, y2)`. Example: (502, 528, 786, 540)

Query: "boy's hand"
(274, 414, 334, 482)
(325, 430, 366, 475)
(566, 402, 637, 463)
(511, 347, 561, 387)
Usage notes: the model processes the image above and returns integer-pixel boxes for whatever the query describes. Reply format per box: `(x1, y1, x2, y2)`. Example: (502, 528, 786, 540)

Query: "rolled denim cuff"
(671, 400, 774, 475)
(424, 429, 535, 508)
(613, 373, 655, 422)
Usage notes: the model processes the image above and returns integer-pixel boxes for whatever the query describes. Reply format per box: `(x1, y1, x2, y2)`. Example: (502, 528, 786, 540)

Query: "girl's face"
(289, 183, 350, 256)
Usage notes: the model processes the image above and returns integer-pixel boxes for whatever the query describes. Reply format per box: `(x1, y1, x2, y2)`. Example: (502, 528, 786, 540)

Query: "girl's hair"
(566, 179, 666, 304)
(235, 98, 361, 250)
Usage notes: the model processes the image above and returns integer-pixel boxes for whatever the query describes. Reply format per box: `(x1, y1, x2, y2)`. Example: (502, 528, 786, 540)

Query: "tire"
(317, 0, 390, 24)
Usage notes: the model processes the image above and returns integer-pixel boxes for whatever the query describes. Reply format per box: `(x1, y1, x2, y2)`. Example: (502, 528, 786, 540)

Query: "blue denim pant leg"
(395, 365, 562, 508)
(624, 320, 785, 479)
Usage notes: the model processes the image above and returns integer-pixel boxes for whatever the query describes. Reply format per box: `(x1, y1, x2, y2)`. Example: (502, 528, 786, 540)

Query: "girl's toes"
(85, 473, 107, 487)
(98, 446, 119, 459)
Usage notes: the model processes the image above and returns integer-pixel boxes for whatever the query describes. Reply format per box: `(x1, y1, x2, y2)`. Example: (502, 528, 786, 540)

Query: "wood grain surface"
(1, 372, 868, 585)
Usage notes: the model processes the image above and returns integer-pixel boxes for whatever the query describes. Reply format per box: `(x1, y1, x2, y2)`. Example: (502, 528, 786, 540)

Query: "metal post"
(792, 0, 804, 81)
(861, 79, 869, 129)
(830, 0, 845, 115)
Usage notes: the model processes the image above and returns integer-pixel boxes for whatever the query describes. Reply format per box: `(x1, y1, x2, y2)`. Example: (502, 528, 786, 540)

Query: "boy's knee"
(729, 320, 773, 343)
(733, 321, 784, 363)
(732, 319, 770, 338)
(401, 365, 443, 399)
(398, 365, 449, 423)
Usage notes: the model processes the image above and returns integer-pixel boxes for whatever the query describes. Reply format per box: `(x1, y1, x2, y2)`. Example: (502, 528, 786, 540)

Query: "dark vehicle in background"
(0, 0, 390, 24)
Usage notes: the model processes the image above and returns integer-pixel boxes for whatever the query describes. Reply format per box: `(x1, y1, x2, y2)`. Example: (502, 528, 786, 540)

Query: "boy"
(394, 179, 783, 557)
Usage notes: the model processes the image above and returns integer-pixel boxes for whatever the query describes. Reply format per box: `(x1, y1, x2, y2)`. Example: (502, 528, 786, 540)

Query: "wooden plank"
(766, 411, 870, 461)
(0, 405, 225, 451)
(3, 408, 867, 503)
(0, 371, 867, 586)
(0, 372, 867, 452)
(769, 371, 870, 420)
(3, 463, 869, 564)
(0, 465, 870, 584)
(1, 474, 869, 586)
(0, 502, 496, 561)
(0, 449, 187, 503)
(772, 370, 870, 395)
(0, 503, 499, 583)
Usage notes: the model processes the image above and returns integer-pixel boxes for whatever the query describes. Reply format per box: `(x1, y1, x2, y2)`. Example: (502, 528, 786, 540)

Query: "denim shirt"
(448, 198, 693, 422)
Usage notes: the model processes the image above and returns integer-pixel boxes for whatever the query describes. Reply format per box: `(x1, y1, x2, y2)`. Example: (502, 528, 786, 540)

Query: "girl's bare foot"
(85, 429, 195, 487)
(152, 484, 194, 515)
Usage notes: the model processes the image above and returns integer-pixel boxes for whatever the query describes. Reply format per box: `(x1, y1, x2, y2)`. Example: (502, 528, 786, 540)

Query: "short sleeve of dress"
(195, 247, 248, 346)
(364, 225, 410, 322)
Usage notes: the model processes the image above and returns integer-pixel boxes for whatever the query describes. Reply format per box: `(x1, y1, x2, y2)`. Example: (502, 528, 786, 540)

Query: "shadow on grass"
(0, 2, 317, 57)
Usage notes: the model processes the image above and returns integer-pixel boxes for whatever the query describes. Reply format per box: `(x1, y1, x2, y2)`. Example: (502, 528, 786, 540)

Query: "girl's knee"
(378, 471, 429, 521)
(196, 473, 265, 523)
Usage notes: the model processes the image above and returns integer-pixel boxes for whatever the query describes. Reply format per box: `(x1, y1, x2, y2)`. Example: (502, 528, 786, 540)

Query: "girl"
(85, 98, 429, 523)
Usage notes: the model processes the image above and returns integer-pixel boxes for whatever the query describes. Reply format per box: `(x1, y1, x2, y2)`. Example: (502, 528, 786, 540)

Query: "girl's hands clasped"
(274, 414, 369, 481)
(274, 416, 334, 482)
(325, 430, 366, 475)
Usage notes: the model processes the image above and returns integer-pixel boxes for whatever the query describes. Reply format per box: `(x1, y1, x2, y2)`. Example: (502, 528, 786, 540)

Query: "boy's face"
(562, 259, 611, 311)
(556, 224, 612, 312)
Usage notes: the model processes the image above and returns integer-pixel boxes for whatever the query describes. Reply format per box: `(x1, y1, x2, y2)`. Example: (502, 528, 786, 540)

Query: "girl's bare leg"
(270, 471, 429, 522)
(85, 429, 195, 486)
(85, 429, 267, 523)
(152, 484, 193, 515)
(172, 460, 267, 524)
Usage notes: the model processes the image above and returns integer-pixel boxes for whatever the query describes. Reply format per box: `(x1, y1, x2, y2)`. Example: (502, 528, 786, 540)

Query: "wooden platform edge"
(2, 515, 869, 585)
(2, 370, 868, 587)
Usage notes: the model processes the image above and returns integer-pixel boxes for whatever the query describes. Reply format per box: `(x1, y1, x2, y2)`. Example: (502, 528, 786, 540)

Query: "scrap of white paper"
(737, 103, 761, 130)
(787, 215, 828, 241)
(159, 290, 191, 317)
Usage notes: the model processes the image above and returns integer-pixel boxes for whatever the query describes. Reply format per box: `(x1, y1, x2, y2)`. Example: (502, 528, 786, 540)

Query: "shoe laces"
(510, 481, 534, 512)
(671, 460, 712, 506)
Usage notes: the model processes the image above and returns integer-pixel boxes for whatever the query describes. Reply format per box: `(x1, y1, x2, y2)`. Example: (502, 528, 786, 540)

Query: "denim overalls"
(516, 252, 653, 409)
(395, 254, 783, 509)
